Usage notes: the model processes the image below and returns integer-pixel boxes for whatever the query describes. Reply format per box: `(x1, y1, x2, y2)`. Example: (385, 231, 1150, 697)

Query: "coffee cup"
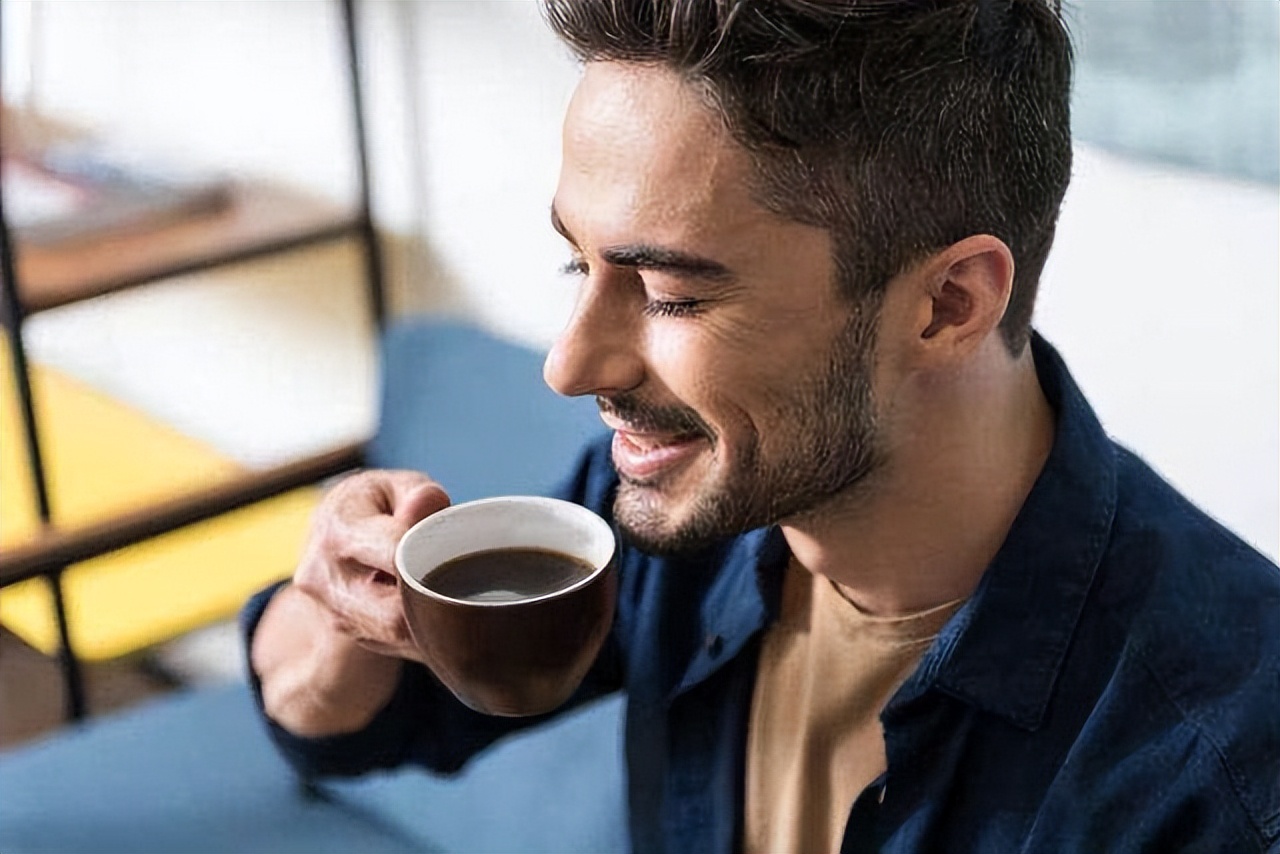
(395, 496, 618, 717)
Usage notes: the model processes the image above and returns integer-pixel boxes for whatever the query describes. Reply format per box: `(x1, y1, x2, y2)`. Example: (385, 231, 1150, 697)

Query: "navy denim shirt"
(244, 335, 1280, 852)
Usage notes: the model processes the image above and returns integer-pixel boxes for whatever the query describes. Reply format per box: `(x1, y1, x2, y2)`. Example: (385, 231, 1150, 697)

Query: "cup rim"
(395, 495, 615, 608)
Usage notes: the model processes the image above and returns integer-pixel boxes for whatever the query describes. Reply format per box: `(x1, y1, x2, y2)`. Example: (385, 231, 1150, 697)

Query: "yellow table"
(1, 350, 319, 661)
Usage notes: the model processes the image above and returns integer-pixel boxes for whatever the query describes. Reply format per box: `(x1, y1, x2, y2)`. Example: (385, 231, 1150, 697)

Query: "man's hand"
(293, 469, 450, 662)
(251, 470, 450, 737)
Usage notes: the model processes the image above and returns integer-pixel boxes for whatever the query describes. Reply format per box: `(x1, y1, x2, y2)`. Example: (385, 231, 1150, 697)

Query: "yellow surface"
(1, 345, 319, 660)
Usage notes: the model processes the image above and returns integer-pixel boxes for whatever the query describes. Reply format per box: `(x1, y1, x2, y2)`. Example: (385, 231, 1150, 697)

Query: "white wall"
(4, 0, 580, 337)
(5, 1, 1276, 560)
(1038, 149, 1278, 561)
(398, 0, 582, 340)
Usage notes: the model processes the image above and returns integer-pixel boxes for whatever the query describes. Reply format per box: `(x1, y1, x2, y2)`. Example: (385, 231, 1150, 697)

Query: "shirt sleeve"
(239, 435, 624, 780)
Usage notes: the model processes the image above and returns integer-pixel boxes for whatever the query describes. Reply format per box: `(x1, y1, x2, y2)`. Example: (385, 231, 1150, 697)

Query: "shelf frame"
(0, 0, 385, 723)
(0, 442, 366, 590)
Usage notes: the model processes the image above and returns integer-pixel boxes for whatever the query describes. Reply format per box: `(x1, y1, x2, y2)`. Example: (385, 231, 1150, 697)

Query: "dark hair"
(541, 0, 1073, 354)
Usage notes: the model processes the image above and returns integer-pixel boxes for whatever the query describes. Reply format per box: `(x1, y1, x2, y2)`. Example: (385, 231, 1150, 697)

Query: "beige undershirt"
(744, 561, 965, 854)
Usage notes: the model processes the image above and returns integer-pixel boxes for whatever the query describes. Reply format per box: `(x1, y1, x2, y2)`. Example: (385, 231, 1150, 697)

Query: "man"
(245, 1, 1280, 851)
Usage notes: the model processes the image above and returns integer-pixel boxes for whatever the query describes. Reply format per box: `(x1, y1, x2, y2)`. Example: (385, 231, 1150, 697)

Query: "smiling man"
(548, 62, 890, 560)
(244, 2, 1280, 852)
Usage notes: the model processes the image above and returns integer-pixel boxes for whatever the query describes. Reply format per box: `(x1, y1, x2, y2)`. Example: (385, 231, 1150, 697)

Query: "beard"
(608, 298, 885, 555)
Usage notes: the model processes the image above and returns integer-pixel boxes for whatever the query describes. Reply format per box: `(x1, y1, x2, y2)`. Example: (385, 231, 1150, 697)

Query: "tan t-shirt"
(744, 561, 964, 854)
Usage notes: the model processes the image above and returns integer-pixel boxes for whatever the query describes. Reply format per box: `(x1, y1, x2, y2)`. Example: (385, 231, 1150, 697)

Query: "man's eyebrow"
(550, 205, 734, 283)
(600, 244, 734, 282)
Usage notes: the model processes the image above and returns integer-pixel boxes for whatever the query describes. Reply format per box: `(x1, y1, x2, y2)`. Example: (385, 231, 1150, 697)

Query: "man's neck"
(781, 347, 1055, 617)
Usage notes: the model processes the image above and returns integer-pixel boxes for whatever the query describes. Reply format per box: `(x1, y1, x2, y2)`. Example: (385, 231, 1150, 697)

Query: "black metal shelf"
(0, 0, 384, 723)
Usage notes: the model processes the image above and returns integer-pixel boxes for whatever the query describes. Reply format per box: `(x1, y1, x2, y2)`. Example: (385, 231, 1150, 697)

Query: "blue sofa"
(0, 318, 628, 854)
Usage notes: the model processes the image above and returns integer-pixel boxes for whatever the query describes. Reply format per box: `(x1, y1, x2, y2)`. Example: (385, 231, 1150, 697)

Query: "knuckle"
(291, 558, 323, 596)
(317, 512, 363, 566)
(309, 509, 342, 552)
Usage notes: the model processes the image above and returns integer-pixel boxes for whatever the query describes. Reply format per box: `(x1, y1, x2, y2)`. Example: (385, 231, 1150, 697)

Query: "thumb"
(394, 480, 451, 528)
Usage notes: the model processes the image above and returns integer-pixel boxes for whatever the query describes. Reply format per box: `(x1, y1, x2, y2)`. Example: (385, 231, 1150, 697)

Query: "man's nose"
(544, 280, 643, 398)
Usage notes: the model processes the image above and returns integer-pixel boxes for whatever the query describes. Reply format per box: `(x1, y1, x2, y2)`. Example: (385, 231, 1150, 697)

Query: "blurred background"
(1, 0, 1276, 742)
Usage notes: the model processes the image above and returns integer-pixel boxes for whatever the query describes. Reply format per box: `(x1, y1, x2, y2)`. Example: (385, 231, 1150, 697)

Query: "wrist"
(253, 585, 405, 737)
(305, 631, 405, 720)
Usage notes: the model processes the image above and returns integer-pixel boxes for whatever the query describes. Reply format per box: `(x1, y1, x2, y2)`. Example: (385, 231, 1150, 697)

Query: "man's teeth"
(626, 432, 691, 451)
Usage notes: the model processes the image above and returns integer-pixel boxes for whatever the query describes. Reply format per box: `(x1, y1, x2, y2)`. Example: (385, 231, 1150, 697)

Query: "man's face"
(545, 62, 886, 553)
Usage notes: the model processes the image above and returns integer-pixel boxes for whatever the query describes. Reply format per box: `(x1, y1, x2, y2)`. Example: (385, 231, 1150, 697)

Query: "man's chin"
(616, 516, 715, 556)
(612, 480, 743, 556)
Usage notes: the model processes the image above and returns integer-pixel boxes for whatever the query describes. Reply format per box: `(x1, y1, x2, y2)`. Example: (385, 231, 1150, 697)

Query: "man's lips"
(601, 415, 708, 481)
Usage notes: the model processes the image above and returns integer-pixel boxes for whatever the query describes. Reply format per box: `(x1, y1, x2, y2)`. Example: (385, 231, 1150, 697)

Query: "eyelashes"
(559, 258, 589, 277)
(560, 257, 706, 319)
(642, 298, 704, 318)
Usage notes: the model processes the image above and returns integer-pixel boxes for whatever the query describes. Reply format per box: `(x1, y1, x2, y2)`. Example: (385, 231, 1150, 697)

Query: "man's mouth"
(610, 428, 708, 481)
(597, 396, 712, 482)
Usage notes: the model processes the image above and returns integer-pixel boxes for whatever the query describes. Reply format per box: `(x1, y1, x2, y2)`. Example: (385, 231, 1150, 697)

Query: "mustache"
(597, 394, 712, 439)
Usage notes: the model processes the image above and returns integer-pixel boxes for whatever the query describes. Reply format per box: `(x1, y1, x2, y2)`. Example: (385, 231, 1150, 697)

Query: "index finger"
(327, 472, 451, 573)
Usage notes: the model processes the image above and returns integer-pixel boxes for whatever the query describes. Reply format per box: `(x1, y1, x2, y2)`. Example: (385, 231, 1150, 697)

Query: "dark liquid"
(425, 547, 595, 603)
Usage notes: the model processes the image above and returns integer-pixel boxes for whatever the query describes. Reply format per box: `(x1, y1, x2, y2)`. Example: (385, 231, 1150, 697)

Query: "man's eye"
(642, 298, 704, 318)
(560, 258, 589, 277)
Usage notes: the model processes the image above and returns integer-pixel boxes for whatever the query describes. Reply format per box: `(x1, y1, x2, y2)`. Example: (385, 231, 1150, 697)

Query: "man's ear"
(916, 235, 1015, 354)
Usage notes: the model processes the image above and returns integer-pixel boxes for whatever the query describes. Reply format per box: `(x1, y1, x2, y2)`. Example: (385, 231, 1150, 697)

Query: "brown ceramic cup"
(395, 496, 617, 717)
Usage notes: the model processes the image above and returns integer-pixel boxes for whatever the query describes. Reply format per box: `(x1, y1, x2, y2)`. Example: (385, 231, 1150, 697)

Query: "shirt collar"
(673, 527, 788, 699)
(903, 331, 1118, 730)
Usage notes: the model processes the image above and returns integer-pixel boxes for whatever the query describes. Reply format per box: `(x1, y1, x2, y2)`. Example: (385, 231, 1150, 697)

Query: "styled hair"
(541, 0, 1074, 354)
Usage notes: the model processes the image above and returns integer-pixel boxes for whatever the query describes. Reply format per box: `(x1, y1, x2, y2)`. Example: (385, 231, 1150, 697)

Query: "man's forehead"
(570, 61, 694, 122)
(555, 61, 816, 260)
(563, 61, 739, 174)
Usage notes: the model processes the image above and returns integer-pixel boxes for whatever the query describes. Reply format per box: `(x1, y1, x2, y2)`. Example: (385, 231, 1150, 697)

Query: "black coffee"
(425, 547, 595, 603)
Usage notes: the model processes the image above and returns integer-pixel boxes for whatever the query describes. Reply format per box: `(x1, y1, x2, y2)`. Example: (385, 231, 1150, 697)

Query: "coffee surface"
(425, 547, 595, 603)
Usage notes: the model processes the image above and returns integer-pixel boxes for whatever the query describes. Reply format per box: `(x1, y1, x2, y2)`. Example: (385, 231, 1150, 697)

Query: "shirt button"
(705, 634, 724, 657)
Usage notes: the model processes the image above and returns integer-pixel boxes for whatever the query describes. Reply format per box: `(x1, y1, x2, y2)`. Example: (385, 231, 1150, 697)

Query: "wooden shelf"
(11, 181, 362, 315)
